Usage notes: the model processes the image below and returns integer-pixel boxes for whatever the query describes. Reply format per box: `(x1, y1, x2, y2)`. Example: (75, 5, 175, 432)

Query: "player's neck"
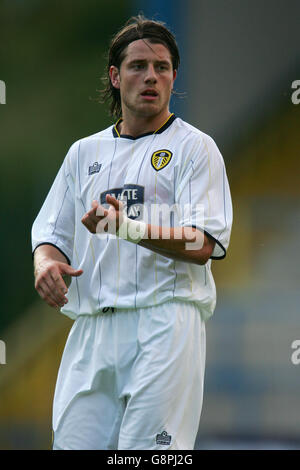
(118, 109, 172, 138)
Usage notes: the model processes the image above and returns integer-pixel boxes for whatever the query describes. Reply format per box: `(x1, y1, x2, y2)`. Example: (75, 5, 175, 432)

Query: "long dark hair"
(98, 15, 180, 119)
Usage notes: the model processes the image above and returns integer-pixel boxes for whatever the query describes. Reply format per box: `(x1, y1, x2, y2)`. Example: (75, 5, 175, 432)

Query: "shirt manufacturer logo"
(156, 430, 172, 445)
(88, 162, 102, 175)
(151, 149, 173, 171)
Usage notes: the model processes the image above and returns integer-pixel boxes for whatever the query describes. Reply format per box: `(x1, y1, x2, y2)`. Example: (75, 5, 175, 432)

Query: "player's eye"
(132, 63, 145, 70)
(157, 64, 169, 72)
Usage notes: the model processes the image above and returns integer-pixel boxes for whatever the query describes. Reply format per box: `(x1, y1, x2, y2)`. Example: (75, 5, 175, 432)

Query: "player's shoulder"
(63, 124, 114, 162)
(174, 117, 223, 157)
(72, 124, 114, 149)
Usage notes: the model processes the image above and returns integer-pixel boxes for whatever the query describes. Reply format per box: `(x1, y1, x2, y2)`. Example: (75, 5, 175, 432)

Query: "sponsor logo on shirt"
(151, 149, 173, 171)
(100, 184, 144, 220)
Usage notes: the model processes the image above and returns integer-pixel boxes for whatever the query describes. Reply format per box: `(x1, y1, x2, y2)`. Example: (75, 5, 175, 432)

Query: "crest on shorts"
(156, 430, 172, 445)
(151, 149, 172, 171)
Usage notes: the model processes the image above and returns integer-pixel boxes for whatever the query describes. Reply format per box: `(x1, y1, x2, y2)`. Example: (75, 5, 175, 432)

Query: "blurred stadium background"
(0, 0, 300, 450)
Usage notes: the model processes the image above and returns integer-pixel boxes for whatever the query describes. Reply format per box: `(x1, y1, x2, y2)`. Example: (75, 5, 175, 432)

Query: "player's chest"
(78, 139, 177, 205)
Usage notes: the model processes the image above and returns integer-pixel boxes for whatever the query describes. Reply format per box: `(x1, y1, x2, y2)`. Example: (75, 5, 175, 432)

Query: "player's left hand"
(81, 195, 125, 234)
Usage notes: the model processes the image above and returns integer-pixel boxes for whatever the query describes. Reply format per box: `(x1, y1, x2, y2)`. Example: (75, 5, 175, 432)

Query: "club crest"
(151, 149, 173, 171)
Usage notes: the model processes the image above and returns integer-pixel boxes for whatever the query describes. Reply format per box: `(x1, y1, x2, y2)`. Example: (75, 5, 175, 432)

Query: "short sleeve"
(31, 143, 78, 264)
(175, 134, 233, 259)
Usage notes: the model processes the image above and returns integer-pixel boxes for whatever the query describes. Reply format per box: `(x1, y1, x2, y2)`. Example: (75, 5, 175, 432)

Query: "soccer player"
(32, 15, 233, 450)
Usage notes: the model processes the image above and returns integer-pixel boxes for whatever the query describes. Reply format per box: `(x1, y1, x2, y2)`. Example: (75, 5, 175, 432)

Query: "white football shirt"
(32, 114, 233, 321)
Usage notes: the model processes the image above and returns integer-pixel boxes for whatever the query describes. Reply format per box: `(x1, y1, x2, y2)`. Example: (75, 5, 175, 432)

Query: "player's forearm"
(138, 225, 214, 265)
(33, 244, 69, 274)
(81, 198, 215, 264)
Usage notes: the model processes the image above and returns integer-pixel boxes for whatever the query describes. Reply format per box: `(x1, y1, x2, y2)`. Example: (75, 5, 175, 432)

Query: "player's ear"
(109, 66, 120, 89)
(172, 69, 177, 83)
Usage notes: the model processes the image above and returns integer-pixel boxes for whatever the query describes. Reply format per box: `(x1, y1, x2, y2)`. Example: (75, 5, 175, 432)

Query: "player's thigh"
(118, 300, 206, 450)
(53, 374, 124, 450)
(52, 313, 136, 450)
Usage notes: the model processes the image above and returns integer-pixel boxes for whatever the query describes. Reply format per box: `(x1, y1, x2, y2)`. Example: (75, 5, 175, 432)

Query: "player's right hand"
(34, 260, 83, 309)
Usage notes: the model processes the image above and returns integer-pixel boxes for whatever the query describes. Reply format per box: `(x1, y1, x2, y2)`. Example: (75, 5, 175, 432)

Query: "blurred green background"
(0, 0, 128, 332)
(1, 0, 300, 450)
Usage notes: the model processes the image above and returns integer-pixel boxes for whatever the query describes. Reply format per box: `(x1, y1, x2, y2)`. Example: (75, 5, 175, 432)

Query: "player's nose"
(144, 64, 157, 83)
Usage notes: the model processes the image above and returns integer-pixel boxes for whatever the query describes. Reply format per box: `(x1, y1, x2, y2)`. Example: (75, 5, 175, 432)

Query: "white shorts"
(52, 299, 206, 450)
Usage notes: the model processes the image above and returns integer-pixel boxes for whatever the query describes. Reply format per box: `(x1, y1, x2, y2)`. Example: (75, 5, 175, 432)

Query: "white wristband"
(116, 216, 147, 244)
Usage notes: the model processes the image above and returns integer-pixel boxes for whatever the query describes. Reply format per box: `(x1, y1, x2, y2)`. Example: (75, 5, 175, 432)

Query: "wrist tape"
(116, 216, 147, 244)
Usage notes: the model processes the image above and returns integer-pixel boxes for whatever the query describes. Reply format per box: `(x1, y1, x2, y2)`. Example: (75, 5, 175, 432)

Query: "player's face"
(110, 39, 177, 119)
